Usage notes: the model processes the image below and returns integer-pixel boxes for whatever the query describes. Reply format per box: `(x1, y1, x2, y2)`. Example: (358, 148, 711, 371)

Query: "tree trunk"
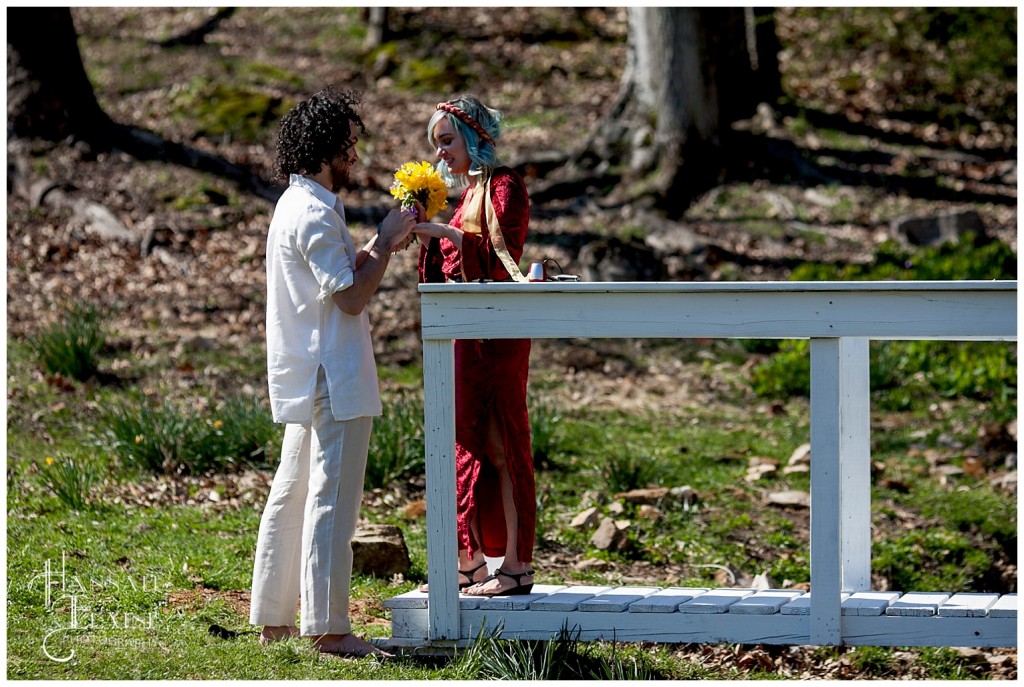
(585, 7, 782, 217)
(365, 6, 390, 49)
(7, 7, 113, 142)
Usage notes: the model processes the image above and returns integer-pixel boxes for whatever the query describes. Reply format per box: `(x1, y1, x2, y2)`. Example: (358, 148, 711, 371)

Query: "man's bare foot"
(259, 625, 299, 645)
(311, 633, 393, 659)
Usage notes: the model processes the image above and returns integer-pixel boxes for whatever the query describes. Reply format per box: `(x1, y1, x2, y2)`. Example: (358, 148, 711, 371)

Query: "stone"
(891, 209, 985, 246)
(578, 236, 664, 282)
(787, 443, 811, 466)
(637, 504, 662, 521)
(614, 487, 669, 504)
(590, 517, 630, 552)
(766, 490, 811, 509)
(752, 571, 777, 591)
(351, 524, 410, 576)
(569, 506, 601, 529)
(574, 557, 612, 572)
(746, 463, 778, 482)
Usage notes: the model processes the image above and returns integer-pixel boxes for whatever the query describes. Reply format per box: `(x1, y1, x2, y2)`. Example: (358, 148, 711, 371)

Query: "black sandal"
(467, 568, 534, 596)
(418, 561, 488, 593)
(458, 561, 488, 591)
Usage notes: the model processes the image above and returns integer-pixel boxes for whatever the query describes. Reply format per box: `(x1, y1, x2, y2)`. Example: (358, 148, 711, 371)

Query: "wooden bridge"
(386, 280, 1017, 648)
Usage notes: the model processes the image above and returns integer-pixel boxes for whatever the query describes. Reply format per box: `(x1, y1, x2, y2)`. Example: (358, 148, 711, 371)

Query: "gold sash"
(460, 177, 527, 282)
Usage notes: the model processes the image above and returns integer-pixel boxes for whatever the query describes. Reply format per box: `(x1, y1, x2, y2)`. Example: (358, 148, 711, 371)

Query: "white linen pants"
(249, 368, 372, 636)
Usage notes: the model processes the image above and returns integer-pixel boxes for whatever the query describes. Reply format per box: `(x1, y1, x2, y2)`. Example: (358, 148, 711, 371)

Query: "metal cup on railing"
(528, 262, 546, 282)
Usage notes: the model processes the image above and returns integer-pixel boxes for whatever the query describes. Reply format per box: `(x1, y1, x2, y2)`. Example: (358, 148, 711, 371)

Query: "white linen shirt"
(265, 174, 381, 423)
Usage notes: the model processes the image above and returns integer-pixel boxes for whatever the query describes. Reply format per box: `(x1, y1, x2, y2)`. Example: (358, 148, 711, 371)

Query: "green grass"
(8, 331, 1015, 678)
(30, 302, 108, 382)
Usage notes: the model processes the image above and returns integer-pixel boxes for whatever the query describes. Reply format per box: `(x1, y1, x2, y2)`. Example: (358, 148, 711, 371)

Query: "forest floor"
(6, 7, 1017, 680)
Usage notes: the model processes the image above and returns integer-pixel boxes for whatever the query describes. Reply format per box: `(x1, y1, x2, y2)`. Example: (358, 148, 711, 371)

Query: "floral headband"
(436, 102, 495, 146)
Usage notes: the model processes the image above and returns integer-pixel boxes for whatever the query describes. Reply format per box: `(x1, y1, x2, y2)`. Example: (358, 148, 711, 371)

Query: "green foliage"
(752, 339, 1017, 420)
(600, 446, 660, 494)
(169, 77, 290, 144)
(874, 529, 992, 592)
(456, 625, 659, 680)
(750, 340, 811, 399)
(789, 234, 1016, 282)
(751, 235, 1017, 417)
(528, 391, 563, 467)
(30, 303, 108, 382)
(914, 484, 1017, 545)
(365, 390, 425, 489)
(37, 451, 100, 510)
(98, 395, 278, 475)
(392, 52, 472, 93)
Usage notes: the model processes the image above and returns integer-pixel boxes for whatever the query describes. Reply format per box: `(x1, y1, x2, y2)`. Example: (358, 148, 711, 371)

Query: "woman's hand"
(413, 200, 428, 224)
(414, 222, 463, 250)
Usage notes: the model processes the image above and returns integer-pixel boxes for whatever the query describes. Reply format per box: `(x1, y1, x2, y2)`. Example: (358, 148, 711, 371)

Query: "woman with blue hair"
(415, 95, 536, 597)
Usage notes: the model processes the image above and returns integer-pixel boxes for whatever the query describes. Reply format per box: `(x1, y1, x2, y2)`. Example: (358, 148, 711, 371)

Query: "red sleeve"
(460, 168, 530, 281)
(417, 238, 445, 284)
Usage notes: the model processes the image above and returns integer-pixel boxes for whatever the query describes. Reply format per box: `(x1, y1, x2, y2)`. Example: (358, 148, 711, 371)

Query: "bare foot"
(259, 625, 299, 645)
(311, 633, 393, 659)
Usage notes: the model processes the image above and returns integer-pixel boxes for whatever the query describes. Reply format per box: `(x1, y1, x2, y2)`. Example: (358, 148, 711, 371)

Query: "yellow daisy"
(390, 161, 449, 219)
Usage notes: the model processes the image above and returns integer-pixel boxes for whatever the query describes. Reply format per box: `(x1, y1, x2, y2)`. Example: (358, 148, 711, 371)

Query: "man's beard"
(329, 158, 352, 193)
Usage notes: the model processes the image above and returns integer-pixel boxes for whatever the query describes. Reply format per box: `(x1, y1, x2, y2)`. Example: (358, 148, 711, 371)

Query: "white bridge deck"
(385, 586, 1017, 647)
(399, 281, 1017, 648)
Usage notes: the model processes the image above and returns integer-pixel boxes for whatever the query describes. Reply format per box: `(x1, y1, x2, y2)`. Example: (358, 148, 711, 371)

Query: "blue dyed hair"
(427, 95, 502, 187)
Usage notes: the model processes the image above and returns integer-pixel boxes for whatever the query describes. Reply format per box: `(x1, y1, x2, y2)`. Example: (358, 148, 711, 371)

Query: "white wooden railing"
(386, 281, 1017, 648)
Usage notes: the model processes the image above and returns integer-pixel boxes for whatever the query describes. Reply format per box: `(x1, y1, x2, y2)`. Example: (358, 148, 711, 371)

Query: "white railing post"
(809, 336, 873, 645)
(810, 337, 843, 645)
(838, 337, 872, 592)
(422, 338, 460, 640)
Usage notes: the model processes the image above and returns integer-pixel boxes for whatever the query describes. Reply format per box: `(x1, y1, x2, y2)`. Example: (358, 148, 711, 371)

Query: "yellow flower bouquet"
(389, 160, 449, 219)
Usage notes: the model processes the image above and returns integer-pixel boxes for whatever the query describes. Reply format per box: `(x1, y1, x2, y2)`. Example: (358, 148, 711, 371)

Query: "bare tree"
(578, 7, 782, 217)
(7, 7, 113, 142)
(7, 7, 278, 206)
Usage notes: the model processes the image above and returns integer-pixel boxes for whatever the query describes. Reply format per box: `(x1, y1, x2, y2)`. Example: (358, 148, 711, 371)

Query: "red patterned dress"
(418, 166, 535, 563)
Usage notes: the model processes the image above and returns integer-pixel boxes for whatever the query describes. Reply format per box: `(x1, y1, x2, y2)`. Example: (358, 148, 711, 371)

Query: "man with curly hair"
(249, 85, 413, 658)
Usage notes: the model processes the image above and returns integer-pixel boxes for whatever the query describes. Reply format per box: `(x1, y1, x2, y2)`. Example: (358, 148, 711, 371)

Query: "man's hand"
(376, 207, 416, 253)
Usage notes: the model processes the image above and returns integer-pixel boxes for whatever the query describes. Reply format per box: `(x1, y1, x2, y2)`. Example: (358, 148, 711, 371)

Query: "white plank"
(628, 587, 709, 613)
(780, 592, 849, 615)
(678, 588, 755, 614)
(476, 584, 567, 611)
(578, 586, 661, 612)
(837, 337, 872, 591)
(384, 590, 428, 610)
(730, 590, 805, 615)
(938, 593, 1001, 618)
(389, 604, 1017, 647)
(419, 282, 1017, 341)
(885, 592, 951, 617)
(989, 593, 1017, 618)
(842, 591, 901, 616)
(422, 339, 459, 640)
(529, 585, 612, 612)
(459, 607, 810, 644)
(843, 615, 1017, 648)
(809, 337, 843, 645)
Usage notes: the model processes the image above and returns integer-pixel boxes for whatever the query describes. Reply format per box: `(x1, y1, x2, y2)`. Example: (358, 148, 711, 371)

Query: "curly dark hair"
(272, 86, 368, 181)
